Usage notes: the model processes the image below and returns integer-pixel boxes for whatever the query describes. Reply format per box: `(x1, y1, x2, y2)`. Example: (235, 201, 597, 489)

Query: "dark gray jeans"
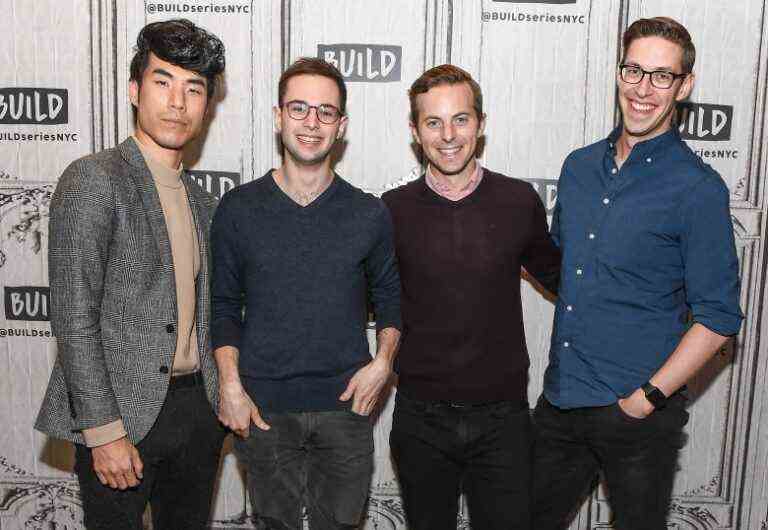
(235, 410, 374, 530)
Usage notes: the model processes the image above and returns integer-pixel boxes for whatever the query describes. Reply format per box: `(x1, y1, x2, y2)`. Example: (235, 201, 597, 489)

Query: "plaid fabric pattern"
(35, 138, 219, 445)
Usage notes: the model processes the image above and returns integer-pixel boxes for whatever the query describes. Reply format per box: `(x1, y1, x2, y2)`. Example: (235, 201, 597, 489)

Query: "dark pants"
(74, 372, 226, 530)
(531, 394, 689, 530)
(234, 410, 374, 530)
(389, 392, 532, 530)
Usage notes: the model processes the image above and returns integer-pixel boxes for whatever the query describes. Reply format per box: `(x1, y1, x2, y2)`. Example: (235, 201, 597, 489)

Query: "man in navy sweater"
(211, 58, 401, 529)
(382, 65, 560, 530)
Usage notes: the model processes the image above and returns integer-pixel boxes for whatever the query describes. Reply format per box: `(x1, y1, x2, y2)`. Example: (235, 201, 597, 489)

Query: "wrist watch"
(641, 382, 668, 410)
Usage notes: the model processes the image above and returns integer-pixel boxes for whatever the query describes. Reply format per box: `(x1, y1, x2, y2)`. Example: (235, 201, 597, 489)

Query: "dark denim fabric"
(74, 373, 226, 530)
(390, 392, 532, 530)
(532, 393, 689, 530)
(234, 410, 374, 530)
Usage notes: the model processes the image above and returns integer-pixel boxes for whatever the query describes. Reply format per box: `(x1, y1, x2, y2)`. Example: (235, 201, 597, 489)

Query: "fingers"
(130, 448, 144, 480)
(250, 406, 271, 432)
(93, 457, 139, 490)
(91, 438, 143, 490)
(339, 379, 356, 402)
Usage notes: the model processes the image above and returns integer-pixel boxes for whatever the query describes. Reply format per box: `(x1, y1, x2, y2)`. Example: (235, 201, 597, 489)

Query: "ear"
(336, 115, 349, 140)
(675, 72, 695, 102)
(129, 80, 140, 108)
(477, 113, 486, 137)
(273, 105, 282, 133)
(409, 120, 422, 146)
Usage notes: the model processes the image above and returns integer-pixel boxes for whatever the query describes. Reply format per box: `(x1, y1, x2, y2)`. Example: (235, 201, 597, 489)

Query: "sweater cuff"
(374, 310, 402, 333)
(82, 419, 128, 447)
(212, 318, 242, 350)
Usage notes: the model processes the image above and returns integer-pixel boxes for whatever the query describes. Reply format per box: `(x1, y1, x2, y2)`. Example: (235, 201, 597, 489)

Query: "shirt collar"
(425, 160, 484, 201)
(607, 125, 680, 161)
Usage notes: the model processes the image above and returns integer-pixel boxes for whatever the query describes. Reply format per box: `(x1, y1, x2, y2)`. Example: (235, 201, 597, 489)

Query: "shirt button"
(566, 305, 573, 311)
(159, 365, 169, 374)
(646, 157, 652, 163)
(576, 268, 583, 275)
(611, 168, 617, 174)
(588, 233, 595, 240)
(166, 324, 175, 334)
(603, 197, 610, 205)
(563, 341, 570, 348)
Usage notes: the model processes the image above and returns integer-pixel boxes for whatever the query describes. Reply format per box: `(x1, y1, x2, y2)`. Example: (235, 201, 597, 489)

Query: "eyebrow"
(151, 68, 207, 87)
(624, 61, 676, 71)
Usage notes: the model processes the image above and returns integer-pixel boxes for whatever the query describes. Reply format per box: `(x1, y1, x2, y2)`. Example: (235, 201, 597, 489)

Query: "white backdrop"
(1, 1, 767, 529)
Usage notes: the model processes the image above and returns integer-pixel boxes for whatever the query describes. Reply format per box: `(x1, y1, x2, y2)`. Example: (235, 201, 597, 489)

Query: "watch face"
(643, 384, 667, 408)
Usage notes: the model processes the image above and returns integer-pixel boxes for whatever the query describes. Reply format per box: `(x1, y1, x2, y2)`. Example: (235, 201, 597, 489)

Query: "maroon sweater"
(382, 170, 560, 403)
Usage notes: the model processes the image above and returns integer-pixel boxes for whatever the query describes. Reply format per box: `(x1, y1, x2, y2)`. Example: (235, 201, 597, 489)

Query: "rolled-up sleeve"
(210, 192, 245, 349)
(365, 201, 402, 332)
(680, 173, 744, 336)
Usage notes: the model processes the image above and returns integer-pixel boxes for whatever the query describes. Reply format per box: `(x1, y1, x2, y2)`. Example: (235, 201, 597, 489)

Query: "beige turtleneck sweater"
(81, 137, 201, 447)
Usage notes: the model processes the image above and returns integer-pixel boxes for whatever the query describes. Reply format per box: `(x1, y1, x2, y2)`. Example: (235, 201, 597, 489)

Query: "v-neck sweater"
(211, 171, 402, 412)
(382, 169, 560, 403)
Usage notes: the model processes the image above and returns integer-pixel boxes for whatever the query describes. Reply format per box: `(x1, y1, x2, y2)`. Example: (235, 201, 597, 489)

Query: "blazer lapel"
(120, 138, 174, 270)
(182, 176, 211, 348)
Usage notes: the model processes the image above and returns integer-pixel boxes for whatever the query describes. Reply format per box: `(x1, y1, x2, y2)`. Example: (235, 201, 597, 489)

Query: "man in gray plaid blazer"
(35, 19, 226, 530)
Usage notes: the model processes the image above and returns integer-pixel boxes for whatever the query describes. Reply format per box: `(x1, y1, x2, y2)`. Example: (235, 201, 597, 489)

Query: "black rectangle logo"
(4, 286, 50, 321)
(525, 178, 558, 215)
(318, 44, 401, 82)
(187, 170, 241, 200)
(0, 88, 68, 125)
(677, 102, 733, 142)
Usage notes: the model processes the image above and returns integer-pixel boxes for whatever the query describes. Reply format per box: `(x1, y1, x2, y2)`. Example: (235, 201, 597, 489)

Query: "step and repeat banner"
(1, 1, 768, 529)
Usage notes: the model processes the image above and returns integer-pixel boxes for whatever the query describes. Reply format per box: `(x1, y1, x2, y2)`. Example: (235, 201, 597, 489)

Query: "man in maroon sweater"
(382, 65, 560, 530)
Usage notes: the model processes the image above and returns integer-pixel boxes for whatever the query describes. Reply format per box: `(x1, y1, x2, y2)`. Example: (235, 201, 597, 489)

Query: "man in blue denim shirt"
(532, 17, 744, 530)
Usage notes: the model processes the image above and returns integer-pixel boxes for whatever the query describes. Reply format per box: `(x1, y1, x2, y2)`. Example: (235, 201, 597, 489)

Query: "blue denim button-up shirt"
(544, 127, 743, 409)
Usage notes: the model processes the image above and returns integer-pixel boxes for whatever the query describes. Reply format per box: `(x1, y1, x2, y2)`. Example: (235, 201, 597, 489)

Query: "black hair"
(130, 18, 225, 100)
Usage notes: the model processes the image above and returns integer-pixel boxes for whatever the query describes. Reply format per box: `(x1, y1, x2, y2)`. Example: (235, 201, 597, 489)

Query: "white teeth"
(438, 146, 461, 155)
(297, 135, 321, 144)
(630, 101, 654, 112)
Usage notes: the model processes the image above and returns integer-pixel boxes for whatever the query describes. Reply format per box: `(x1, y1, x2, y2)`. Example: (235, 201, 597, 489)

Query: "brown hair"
(622, 17, 696, 73)
(408, 64, 483, 124)
(278, 57, 347, 113)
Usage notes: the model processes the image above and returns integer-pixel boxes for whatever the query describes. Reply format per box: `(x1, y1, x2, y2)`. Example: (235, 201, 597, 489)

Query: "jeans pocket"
(613, 402, 647, 423)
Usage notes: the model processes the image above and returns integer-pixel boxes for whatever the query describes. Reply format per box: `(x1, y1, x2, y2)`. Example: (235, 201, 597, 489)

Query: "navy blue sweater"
(211, 172, 401, 412)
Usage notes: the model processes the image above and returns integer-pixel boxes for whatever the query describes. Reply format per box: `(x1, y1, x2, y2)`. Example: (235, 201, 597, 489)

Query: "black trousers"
(234, 410, 374, 530)
(74, 372, 226, 530)
(390, 392, 532, 530)
(531, 394, 689, 530)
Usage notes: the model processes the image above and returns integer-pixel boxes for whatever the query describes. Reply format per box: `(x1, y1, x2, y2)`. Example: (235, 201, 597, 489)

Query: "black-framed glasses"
(619, 64, 688, 89)
(283, 100, 343, 124)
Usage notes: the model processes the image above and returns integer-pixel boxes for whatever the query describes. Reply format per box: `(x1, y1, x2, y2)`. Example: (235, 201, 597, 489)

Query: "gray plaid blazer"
(35, 137, 219, 445)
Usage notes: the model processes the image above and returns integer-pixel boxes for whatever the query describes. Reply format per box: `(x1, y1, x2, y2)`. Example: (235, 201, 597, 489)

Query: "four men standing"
(35, 13, 743, 530)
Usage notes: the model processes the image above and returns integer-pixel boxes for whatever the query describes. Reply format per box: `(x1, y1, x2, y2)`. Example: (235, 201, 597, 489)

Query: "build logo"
(188, 170, 241, 200)
(0, 88, 68, 125)
(318, 44, 401, 82)
(677, 102, 733, 142)
(4, 286, 50, 321)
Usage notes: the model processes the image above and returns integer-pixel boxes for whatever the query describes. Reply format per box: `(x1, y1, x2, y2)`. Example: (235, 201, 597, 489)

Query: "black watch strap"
(641, 382, 668, 410)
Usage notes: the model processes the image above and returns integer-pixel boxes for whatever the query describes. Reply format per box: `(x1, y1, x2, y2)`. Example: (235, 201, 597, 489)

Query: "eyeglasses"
(283, 100, 343, 124)
(619, 64, 688, 89)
